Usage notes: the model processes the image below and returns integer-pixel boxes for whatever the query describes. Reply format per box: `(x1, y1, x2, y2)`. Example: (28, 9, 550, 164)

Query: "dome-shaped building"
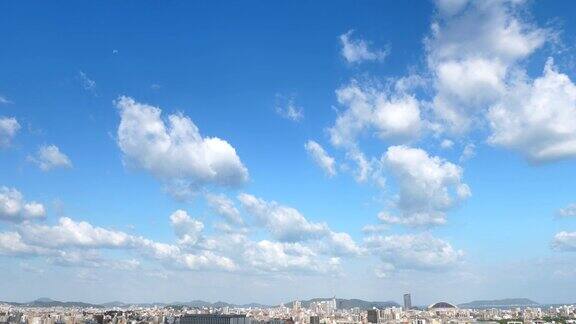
(428, 302, 457, 309)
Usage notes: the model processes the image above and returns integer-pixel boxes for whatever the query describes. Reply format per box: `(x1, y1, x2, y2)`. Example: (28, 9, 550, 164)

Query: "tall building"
(179, 315, 250, 324)
(367, 309, 378, 324)
(293, 300, 301, 312)
(309, 316, 320, 324)
(403, 293, 412, 311)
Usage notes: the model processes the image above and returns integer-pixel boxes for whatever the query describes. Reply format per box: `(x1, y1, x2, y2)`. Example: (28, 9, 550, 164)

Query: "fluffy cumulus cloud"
(381, 145, 470, 226)
(138, 237, 236, 271)
(238, 193, 362, 257)
(427, 0, 546, 134)
(116, 96, 248, 195)
(1, 214, 236, 272)
(0, 117, 20, 148)
(169, 210, 204, 246)
(244, 240, 331, 273)
(206, 193, 244, 225)
(304, 140, 337, 177)
(17, 217, 138, 249)
(329, 82, 422, 148)
(0, 232, 49, 256)
(29, 145, 73, 171)
(340, 30, 388, 63)
(326, 231, 365, 256)
(423, 0, 576, 165)
(0, 192, 358, 276)
(238, 193, 329, 242)
(488, 60, 576, 162)
(0, 186, 46, 222)
(365, 233, 464, 275)
(552, 231, 576, 252)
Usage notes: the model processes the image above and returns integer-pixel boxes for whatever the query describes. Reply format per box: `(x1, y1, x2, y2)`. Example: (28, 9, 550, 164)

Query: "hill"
(458, 298, 539, 309)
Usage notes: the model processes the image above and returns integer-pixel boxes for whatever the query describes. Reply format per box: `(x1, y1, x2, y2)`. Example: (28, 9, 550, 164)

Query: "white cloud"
(169, 210, 204, 246)
(139, 238, 236, 271)
(428, 1, 545, 64)
(552, 231, 576, 251)
(0, 117, 20, 148)
(427, 0, 547, 133)
(432, 58, 507, 133)
(238, 193, 363, 257)
(206, 193, 244, 225)
(326, 231, 365, 256)
(304, 140, 337, 177)
(29, 145, 73, 171)
(275, 96, 304, 122)
(0, 232, 49, 256)
(345, 149, 385, 187)
(329, 82, 422, 147)
(10, 215, 236, 272)
(238, 193, 329, 242)
(0, 186, 46, 222)
(488, 59, 576, 162)
(459, 143, 476, 162)
(17, 217, 138, 249)
(558, 203, 576, 218)
(2, 197, 358, 275)
(244, 240, 338, 274)
(116, 96, 249, 194)
(381, 145, 470, 226)
(1, 197, 357, 275)
(365, 233, 464, 275)
(340, 30, 388, 64)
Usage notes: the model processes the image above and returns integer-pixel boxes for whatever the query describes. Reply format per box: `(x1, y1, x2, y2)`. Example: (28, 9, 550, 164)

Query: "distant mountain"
(289, 298, 399, 309)
(458, 298, 539, 308)
(29, 298, 102, 308)
(0, 298, 104, 308)
(0, 297, 396, 309)
(171, 300, 270, 308)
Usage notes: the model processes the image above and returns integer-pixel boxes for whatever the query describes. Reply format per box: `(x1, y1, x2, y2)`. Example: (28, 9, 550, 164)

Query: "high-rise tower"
(403, 293, 412, 311)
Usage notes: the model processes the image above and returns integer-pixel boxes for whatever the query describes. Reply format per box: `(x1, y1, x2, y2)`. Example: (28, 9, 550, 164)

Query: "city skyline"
(1, 0, 576, 305)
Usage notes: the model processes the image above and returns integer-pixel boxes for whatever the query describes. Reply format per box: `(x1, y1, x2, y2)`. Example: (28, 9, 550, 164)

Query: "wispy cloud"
(275, 95, 304, 122)
(78, 71, 96, 93)
(340, 30, 388, 63)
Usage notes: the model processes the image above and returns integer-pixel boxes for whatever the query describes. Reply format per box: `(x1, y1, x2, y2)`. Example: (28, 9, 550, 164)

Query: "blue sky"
(1, 0, 576, 305)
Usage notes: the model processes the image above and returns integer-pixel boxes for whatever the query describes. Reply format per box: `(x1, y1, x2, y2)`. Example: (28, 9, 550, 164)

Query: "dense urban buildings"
(1, 296, 575, 324)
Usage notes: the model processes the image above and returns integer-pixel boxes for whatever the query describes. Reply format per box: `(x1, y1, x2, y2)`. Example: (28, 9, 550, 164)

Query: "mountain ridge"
(0, 297, 555, 309)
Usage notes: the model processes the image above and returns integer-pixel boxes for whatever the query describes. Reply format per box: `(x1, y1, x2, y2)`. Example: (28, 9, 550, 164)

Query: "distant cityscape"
(1, 295, 575, 324)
